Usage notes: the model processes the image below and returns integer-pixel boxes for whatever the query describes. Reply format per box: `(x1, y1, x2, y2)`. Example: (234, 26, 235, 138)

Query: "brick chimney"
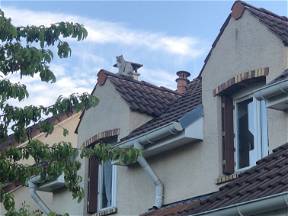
(176, 71, 190, 94)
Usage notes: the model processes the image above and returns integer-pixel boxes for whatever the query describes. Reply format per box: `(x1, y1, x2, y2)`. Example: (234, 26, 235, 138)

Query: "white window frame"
(233, 92, 268, 172)
(97, 163, 117, 211)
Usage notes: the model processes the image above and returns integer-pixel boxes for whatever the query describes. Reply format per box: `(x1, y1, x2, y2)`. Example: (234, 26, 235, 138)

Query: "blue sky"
(0, 0, 287, 107)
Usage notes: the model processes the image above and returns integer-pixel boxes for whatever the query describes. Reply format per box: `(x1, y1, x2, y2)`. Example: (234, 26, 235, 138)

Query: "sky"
(0, 0, 287, 107)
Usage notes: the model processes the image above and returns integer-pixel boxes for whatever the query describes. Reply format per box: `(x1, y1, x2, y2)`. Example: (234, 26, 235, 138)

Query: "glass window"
(98, 136, 117, 210)
(100, 161, 113, 209)
(235, 97, 268, 170)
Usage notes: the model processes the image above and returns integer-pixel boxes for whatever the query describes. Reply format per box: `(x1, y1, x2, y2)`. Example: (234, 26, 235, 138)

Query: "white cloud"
(8, 65, 91, 107)
(3, 6, 207, 108)
(141, 68, 177, 89)
(3, 6, 206, 58)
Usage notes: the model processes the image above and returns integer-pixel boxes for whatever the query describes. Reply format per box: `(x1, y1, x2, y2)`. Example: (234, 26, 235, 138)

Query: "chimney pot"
(176, 71, 190, 94)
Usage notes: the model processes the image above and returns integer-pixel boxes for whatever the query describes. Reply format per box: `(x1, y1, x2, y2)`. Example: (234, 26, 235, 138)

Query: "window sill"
(94, 207, 117, 216)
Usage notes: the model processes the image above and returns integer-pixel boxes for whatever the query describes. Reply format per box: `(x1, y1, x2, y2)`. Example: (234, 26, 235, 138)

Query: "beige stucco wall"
(1, 112, 81, 215)
(76, 10, 288, 216)
(76, 79, 153, 216)
(201, 8, 288, 189)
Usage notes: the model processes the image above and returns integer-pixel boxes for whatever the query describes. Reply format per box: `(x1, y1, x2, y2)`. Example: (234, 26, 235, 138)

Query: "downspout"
(28, 178, 51, 215)
(115, 122, 184, 208)
(134, 142, 164, 208)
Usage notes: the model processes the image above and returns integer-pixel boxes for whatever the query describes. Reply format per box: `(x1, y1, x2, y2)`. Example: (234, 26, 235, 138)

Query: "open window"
(87, 136, 118, 214)
(234, 95, 268, 170)
(221, 83, 269, 175)
(98, 161, 117, 210)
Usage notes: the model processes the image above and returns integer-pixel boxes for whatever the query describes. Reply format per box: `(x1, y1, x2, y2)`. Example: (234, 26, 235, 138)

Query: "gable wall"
(76, 79, 154, 216)
(202, 9, 288, 186)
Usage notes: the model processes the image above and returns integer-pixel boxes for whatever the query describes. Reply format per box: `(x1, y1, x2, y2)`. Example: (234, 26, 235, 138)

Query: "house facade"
(76, 1, 288, 216)
(2, 1, 287, 216)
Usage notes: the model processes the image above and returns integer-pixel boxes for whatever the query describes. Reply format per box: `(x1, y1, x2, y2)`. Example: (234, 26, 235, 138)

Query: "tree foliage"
(0, 9, 140, 216)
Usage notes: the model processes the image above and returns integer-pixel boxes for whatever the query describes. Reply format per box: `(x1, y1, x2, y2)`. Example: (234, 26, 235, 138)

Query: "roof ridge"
(102, 69, 179, 95)
(238, 1, 288, 22)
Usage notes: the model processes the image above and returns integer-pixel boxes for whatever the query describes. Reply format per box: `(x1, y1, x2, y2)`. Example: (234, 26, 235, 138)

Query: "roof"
(0, 110, 78, 151)
(122, 77, 202, 141)
(106, 71, 180, 116)
(141, 193, 211, 216)
(181, 142, 288, 215)
(75, 70, 180, 134)
(199, 0, 288, 76)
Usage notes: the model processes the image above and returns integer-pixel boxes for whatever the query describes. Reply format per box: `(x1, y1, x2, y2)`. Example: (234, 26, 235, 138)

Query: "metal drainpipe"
(135, 143, 164, 208)
(28, 179, 51, 215)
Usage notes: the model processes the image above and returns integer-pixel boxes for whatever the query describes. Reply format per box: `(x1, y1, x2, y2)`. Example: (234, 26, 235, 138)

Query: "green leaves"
(63, 128, 69, 137)
(0, 79, 29, 102)
(81, 144, 141, 165)
(57, 41, 71, 58)
(0, 9, 88, 82)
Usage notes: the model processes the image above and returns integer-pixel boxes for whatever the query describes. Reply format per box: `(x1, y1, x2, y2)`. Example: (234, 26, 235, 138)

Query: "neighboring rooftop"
(0, 111, 78, 151)
(122, 77, 202, 141)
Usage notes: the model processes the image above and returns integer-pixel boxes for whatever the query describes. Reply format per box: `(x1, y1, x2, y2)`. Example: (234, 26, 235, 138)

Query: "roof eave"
(190, 191, 288, 216)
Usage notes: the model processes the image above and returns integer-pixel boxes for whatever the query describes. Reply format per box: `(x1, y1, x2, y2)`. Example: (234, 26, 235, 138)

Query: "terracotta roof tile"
(141, 194, 211, 216)
(122, 77, 202, 141)
(104, 71, 180, 117)
(181, 143, 288, 215)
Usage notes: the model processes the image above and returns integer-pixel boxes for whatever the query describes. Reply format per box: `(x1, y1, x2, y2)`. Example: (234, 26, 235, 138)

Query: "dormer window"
(234, 94, 268, 170)
(218, 67, 269, 175)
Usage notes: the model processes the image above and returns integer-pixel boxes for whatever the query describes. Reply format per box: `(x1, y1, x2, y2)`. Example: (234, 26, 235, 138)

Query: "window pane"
(101, 161, 113, 208)
(237, 98, 254, 169)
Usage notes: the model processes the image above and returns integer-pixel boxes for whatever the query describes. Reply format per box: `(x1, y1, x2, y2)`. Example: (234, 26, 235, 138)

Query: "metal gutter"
(117, 105, 203, 148)
(190, 191, 288, 216)
(254, 79, 288, 100)
(117, 122, 183, 148)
